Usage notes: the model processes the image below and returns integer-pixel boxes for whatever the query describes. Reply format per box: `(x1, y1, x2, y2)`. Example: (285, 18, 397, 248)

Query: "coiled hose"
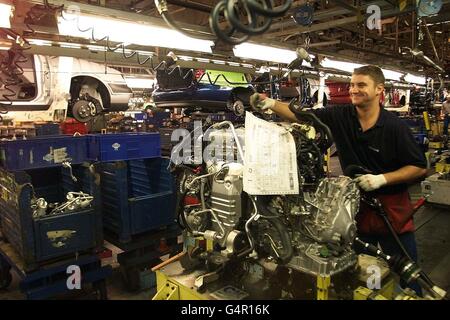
(155, 0, 292, 45)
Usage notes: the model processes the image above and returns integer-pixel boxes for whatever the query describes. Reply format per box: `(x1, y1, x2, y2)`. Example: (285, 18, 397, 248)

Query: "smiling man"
(250, 65, 427, 295)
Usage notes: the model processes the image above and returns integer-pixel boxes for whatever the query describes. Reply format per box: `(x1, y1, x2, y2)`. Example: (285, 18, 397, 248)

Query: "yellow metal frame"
(429, 141, 444, 149)
(423, 112, 431, 131)
(436, 162, 450, 173)
(152, 269, 207, 300)
(353, 277, 395, 300)
(316, 275, 331, 300)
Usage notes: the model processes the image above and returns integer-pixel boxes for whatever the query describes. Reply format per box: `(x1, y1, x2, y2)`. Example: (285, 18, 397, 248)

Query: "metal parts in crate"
(98, 157, 176, 242)
(0, 164, 103, 271)
(0, 135, 88, 171)
(87, 132, 161, 162)
(32, 192, 94, 218)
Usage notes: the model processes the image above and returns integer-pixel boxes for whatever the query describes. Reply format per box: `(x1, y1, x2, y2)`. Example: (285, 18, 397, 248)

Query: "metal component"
(287, 243, 357, 276)
(421, 172, 450, 206)
(173, 120, 361, 296)
(222, 230, 242, 257)
(307, 176, 360, 244)
(49, 192, 93, 216)
(62, 161, 77, 182)
(32, 198, 48, 218)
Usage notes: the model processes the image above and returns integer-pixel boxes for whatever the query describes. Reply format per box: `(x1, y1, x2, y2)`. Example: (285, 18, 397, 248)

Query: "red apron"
(356, 190, 415, 235)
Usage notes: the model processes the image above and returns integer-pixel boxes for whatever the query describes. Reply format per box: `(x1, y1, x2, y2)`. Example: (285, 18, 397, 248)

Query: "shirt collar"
(351, 105, 386, 128)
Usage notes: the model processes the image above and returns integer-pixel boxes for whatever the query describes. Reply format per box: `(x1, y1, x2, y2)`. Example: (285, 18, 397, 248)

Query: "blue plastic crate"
(87, 133, 161, 162)
(99, 158, 176, 242)
(0, 135, 88, 171)
(0, 165, 103, 271)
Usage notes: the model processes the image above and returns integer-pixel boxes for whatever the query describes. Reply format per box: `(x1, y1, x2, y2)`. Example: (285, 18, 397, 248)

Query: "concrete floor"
(1, 155, 449, 300)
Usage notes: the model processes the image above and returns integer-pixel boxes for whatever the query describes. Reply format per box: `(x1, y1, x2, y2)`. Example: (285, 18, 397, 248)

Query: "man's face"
(349, 74, 384, 108)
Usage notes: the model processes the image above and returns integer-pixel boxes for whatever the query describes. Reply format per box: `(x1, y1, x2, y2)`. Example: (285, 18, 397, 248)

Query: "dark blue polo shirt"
(299, 105, 427, 194)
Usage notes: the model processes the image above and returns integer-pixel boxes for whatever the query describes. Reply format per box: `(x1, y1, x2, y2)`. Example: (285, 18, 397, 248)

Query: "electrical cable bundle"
(0, 30, 31, 115)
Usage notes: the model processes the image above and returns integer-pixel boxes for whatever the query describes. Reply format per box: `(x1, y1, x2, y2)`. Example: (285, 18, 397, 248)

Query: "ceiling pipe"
(422, 19, 440, 62)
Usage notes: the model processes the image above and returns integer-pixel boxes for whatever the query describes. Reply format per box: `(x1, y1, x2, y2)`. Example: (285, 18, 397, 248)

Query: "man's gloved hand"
(355, 174, 387, 192)
(250, 93, 276, 111)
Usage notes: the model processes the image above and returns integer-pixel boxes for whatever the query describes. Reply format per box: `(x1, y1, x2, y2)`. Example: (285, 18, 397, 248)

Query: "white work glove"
(355, 174, 387, 192)
(250, 93, 276, 111)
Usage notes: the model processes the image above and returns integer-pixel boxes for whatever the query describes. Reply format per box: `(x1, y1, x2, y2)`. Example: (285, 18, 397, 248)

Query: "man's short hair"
(353, 65, 385, 86)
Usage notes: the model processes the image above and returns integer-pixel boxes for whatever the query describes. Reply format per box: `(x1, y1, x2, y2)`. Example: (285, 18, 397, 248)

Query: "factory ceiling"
(2, 0, 449, 78)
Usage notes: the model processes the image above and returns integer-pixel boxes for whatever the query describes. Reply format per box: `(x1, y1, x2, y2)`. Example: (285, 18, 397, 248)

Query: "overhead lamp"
(321, 58, 363, 73)
(233, 43, 314, 66)
(321, 58, 404, 81)
(381, 69, 404, 81)
(0, 4, 12, 29)
(57, 11, 213, 53)
(404, 73, 426, 85)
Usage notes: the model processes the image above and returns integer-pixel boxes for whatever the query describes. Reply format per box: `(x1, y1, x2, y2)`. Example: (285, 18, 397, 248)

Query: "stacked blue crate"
(87, 132, 161, 162)
(99, 158, 176, 242)
(0, 164, 103, 271)
(0, 135, 88, 171)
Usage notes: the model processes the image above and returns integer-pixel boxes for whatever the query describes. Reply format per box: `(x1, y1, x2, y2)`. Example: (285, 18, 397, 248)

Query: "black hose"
(376, 203, 435, 288)
(265, 216, 293, 263)
(288, 101, 334, 151)
(209, 1, 249, 45)
(360, 195, 436, 289)
(209, 0, 292, 44)
(256, 197, 293, 263)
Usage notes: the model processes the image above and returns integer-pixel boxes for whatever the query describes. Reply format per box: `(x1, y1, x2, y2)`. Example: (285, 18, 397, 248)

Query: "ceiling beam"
(25, 0, 212, 35)
(269, 0, 387, 31)
(268, 16, 359, 37)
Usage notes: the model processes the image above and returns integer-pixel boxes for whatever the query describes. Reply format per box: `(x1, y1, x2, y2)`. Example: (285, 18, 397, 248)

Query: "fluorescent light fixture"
(196, 58, 210, 63)
(178, 55, 193, 61)
(404, 73, 426, 85)
(87, 45, 107, 52)
(28, 39, 52, 46)
(322, 58, 404, 81)
(0, 4, 12, 28)
(234, 43, 297, 64)
(381, 69, 403, 81)
(321, 58, 363, 73)
(59, 42, 82, 49)
(58, 12, 213, 53)
(124, 77, 155, 89)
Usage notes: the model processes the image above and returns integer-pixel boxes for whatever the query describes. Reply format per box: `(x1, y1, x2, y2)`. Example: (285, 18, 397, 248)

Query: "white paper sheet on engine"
(243, 112, 299, 195)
